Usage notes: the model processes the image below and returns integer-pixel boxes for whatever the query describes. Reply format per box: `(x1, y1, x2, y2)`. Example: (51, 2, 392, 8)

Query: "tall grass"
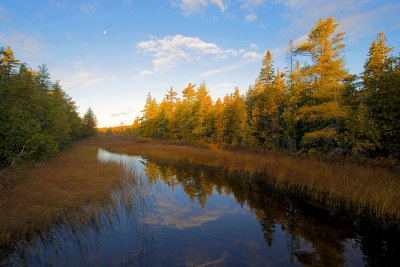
(101, 136, 400, 220)
(0, 138, 126, 256)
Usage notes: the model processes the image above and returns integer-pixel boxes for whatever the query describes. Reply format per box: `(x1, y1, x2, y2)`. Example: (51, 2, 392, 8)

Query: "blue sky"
(1, 0, 399, 127)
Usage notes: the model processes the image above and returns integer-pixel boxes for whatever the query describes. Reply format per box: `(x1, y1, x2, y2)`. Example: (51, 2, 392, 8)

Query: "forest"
(0, 47, 97, 167)
(125, 17, 400, 161)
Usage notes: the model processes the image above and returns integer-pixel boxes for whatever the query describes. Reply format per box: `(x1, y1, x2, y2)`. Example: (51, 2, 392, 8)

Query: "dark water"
(3, 149, 400, 266)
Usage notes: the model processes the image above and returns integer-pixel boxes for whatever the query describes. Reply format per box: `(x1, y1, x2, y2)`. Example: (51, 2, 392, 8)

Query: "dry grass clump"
(101, 136, 400, 220)
(0, 138, 125, 250)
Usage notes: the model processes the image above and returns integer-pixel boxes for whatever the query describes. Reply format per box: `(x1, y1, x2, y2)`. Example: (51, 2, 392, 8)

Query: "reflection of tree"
(142, 158, 400, 266)
(142, 162, 160, 185)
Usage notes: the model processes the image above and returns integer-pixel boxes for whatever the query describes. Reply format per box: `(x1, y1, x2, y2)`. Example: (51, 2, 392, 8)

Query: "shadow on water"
(2, 148, 400, 266)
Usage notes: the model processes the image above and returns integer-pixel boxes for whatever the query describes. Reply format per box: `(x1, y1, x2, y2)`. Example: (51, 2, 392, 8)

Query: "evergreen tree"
(82, 107, 98, 137)
(259, 50, 274, 86)
(355, 32, 400, 157)
(223, 88, 247, 146)
(0, 45, 89, 165)
(139, 93, 158, 137)
(294, 17, 349, 153)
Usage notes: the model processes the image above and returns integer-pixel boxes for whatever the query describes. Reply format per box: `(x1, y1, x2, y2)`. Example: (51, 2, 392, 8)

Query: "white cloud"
(138, 70, 153, 77)
(173, 0, 227, 15)
(242, 51, 262, 60)
(136, 34, 237, 73)
(245, 13, 257, 22)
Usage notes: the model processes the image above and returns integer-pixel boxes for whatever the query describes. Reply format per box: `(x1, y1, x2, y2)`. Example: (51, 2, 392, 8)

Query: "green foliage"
(351, 32, 400, 158)
(82, 107, 98, 137)
(0, 45, 94, 166)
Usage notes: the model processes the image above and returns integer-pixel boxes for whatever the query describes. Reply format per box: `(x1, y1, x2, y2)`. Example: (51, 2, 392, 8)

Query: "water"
(3, 149, 400, 266)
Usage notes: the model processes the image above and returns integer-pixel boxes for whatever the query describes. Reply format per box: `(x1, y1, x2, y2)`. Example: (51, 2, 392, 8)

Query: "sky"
(1, 0, 400, 127)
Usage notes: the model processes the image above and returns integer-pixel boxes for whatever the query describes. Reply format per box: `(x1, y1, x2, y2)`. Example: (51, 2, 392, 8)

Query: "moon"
(103, 30, 107, 34)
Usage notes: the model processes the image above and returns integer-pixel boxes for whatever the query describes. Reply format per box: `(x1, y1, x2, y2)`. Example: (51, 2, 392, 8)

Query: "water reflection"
(98, 149, 400, 266)
(2, 149, 400, 266)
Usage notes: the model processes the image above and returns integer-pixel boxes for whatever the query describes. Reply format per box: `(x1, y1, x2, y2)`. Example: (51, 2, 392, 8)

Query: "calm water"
(3, 149, 400, 266)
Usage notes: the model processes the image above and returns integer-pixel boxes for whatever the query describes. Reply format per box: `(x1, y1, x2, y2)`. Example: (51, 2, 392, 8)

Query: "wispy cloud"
(201, 50, 262, 77)
(110, 106, 136, 117)
(123, 0, 134, 6)
(292, 34, 307, 46)
(201, 61, 244, 77)
(49, 0, 70, 9)
(239, 0, 265, 9)
(274, 0, 400, 38)
(80, 0, 100, 13)
(172, 0, 227, 15)
(136, 34, 238, 74)
(0, 5, 10, 22)
(211, 83, 236, 95)
(0, 31, 46, 58)
(58, 70, 116, 90)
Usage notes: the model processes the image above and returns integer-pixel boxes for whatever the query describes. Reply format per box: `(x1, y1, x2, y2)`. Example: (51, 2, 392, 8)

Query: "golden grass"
(0, 138, 125, 250)
(101, 136, 400, 220)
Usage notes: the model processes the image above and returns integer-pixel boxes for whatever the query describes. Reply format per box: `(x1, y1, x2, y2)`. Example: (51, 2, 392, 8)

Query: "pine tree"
(223, 88, 247, 146)
(192, 83, 212, 140)
(139, 93, 158, 137)
(182, 83, 196, 102)
(259, 50, 274, 86)
(0, 46, 20, 68)
(82, 107, 97, 137)
(356, 32, 400, 158)
(294, 17, 349, 153)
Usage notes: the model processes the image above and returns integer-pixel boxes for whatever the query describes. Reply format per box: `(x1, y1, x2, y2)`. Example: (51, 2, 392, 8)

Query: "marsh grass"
(0, 138, 127, 260)
(101, 136, 400, 220)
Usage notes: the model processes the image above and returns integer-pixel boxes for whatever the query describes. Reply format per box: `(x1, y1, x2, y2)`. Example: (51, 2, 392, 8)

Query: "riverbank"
(101, 136, 400, 220)
(0, 138, 125, 254)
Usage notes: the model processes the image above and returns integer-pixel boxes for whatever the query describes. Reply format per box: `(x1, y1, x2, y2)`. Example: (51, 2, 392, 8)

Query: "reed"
(101, 136, 400, 220)
(0, 138, 125, 253)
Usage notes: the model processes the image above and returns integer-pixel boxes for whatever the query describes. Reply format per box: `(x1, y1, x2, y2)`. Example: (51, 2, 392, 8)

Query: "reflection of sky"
(98, 148, 247, 230)
(95, 149, 300, 266)
(98, 148, 145, 173)
(148, 193, 242, 230)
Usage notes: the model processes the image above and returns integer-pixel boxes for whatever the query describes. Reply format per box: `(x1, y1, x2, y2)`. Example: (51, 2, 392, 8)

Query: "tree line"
(0, 46, 97, 166)
(135, 17, 400, 160)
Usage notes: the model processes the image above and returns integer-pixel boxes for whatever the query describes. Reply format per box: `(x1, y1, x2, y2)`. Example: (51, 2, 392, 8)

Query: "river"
(3, 148, 400, 266)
